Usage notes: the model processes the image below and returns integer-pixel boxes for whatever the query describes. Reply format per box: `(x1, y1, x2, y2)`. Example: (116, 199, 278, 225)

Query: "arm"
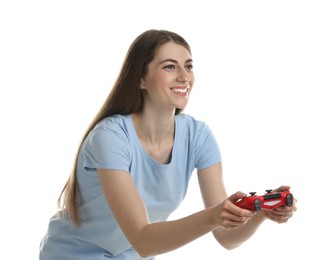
(197, 163, 265, 249)
(97, 168, 215, 257)
(97, 168, 253, 257)
(197, 163, 298, 250)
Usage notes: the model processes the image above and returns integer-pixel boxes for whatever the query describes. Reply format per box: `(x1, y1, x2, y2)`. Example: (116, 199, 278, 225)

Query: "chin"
(175, 105, 187, 114)
(175, 104, 186, 109)
(176, 101, 189, 109)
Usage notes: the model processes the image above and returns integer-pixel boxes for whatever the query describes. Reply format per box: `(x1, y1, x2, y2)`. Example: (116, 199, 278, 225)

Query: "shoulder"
(92, 114, 132, 136)
(175, 114, 216, 146)
(176, 113, 208, 133)
(95, 114, 130, 130)
(176, 113, 205, 126)
(86, 114, 133, 145)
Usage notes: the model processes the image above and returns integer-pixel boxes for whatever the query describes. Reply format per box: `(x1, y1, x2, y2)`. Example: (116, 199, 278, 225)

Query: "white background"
(1, 0, 333, 259)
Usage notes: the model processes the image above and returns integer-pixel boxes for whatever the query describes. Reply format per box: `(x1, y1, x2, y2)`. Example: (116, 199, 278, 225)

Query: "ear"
(139, 80, 146, 89)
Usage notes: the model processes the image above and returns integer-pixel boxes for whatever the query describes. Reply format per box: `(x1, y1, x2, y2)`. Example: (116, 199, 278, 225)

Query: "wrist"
(207, 204, 220, 229)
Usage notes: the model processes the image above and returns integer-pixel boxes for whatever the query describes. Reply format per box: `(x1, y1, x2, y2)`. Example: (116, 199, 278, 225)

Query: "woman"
(39, 29, 297, 259)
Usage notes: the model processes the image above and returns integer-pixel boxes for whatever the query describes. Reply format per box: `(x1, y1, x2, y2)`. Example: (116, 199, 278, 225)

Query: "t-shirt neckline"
(127, 114, 178, 167)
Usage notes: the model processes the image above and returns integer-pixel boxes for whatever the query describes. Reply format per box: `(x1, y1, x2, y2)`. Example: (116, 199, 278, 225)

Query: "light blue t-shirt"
(40, 114, 221, 260)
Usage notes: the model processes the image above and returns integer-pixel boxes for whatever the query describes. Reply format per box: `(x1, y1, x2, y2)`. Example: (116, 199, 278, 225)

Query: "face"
(140, 42, 194, 112)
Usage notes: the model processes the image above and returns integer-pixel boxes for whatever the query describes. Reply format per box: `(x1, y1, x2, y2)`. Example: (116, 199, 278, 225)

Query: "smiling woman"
(39, 29, 297, 260)
(139, 42, 194, 114)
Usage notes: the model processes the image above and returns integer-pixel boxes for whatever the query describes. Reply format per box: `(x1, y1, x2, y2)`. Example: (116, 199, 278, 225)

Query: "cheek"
(191, 75, 195, 85)
(148, 74, 172, 91)
(189, 74, 195, 88)
(145, 75, 169, 94)
(155, 72, 170, 83)
(189, 69, 195, 79)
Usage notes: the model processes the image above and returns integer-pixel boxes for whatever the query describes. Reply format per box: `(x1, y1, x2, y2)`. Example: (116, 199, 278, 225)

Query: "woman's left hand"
(263, 185, 297, 224)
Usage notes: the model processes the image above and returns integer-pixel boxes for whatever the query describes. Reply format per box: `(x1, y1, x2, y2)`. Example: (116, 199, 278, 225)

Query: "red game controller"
(235, 189, 293, 212)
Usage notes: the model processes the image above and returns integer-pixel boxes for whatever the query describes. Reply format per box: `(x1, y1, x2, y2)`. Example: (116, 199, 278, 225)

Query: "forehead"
(153, 42, 192, 62)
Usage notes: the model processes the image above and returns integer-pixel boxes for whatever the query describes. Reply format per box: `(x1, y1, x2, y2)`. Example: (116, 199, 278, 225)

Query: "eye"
(185, 64, 193, 71)
(164, 64, 175, 70)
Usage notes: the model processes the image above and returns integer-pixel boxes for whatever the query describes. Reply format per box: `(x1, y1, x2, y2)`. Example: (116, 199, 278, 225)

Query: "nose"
(177, 67, 190, 83)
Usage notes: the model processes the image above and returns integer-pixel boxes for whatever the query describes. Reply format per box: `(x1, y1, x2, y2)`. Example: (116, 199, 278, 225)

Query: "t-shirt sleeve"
(194, 123, 221, 170)
(83, 125, 131, 172)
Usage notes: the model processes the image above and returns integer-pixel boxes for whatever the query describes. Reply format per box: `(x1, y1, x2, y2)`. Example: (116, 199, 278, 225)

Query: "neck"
(132, 110, 175, 145)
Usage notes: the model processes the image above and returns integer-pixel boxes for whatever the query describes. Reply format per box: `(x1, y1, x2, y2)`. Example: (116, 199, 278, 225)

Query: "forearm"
(132, 207, 216, 257)
(213, 211, 267, 250)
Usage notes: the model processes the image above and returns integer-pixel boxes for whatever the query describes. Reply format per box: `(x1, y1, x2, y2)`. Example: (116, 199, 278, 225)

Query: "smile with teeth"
(171, 87, 189, 93)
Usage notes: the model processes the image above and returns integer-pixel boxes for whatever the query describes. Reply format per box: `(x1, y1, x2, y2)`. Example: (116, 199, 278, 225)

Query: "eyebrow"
(159, 58, 193, 65)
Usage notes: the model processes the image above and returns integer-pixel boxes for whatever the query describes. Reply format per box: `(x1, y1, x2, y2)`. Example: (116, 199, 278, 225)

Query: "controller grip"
(235, 197, 262, 211)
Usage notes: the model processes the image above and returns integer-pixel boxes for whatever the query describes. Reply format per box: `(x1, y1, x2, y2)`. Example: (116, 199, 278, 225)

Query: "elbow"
(132, 243, 156, 259)
(130, 236, 156, 258)
(218, 241, 242, 251)
(223, 244, 241, 251)
(136, 250, 151, 259)
(126, 225, 161, 258)
(213, 230, 242, 251)
(134, 244, 152, 259)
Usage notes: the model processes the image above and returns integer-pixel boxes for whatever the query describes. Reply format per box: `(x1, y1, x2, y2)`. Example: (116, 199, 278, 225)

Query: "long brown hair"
(57, 29, 191, 226)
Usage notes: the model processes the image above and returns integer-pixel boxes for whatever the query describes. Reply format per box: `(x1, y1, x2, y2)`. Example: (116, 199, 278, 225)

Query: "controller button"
(286, 194, 294, 207)
(254, 199, 262, 211)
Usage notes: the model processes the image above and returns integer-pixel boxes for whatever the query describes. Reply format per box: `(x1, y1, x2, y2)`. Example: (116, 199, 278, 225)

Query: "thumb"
(274, 185, 291, 192)
(229, 191, 248, 203)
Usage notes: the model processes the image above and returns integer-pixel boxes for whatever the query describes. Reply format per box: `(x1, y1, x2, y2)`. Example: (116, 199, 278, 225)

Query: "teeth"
(172, 88, 188, 93)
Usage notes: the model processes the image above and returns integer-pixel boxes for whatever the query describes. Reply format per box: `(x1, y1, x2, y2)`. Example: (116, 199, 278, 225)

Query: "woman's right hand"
(211, 191, 257, 230)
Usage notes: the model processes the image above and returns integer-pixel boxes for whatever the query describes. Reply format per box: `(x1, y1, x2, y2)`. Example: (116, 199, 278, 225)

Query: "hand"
(212, 191, 256, 230)
(263, 185, 297, 224)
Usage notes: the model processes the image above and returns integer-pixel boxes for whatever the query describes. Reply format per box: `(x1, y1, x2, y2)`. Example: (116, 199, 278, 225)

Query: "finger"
(267, 207, 295, 221)
(274, 185, 290, 192)
(273, 205, 297, 216)
(228, 202, 256, 218)
(272, 213, 291, 223)
(229, 191, 248, 204)
(221, 202, 255, 222)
